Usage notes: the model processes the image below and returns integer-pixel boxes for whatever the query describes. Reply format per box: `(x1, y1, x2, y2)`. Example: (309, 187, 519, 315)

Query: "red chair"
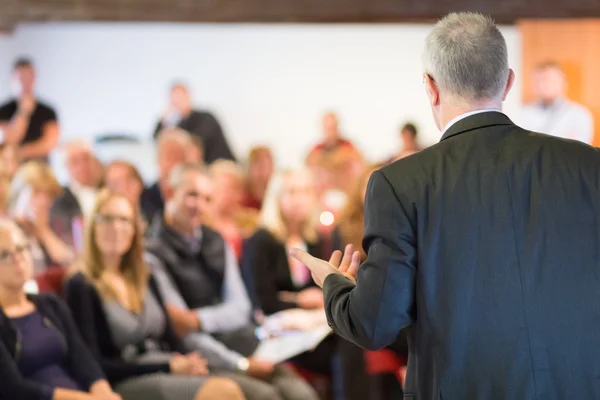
(35, 266, 68, 295)
(364, 349, 406, 383)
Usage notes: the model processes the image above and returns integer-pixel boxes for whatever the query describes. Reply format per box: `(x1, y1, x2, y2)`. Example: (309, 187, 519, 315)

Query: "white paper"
(253, 325, 332, 363)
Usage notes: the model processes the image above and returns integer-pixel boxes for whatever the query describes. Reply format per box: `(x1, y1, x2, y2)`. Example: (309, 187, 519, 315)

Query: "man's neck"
(438, 99, 502, 132)
(540, 96, 561, 108)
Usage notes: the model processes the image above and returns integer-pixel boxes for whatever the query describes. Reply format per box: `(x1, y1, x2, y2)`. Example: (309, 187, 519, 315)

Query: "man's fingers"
(339, 244, 355, 273)
(347, 251, 362, 277)
(289, 248, 315, 268)
(329, 250, 342, 267)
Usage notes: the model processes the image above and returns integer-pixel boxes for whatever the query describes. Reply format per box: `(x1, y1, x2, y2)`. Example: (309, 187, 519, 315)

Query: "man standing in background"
(519, 61, 594, 144)
(153, 83, 236, 164)
(0, 58, 60, 162)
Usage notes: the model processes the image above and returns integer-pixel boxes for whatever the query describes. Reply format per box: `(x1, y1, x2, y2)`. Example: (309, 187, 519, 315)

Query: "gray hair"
(156, 127, 193, 150)
(167, 162, 207, 189)
(423, 12, 509, 101)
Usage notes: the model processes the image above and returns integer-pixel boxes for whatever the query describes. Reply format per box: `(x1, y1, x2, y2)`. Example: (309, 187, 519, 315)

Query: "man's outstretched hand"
(289, 244, 362, 288)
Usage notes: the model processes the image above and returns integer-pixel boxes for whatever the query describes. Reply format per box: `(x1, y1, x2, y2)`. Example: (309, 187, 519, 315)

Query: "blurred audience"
(306, 112, 356, 161)
(519, 61, 593, 144)
(0, 58, 60, 162)
(142, 127, 192, 224)
(189, 136, 206, 165)
(207, 160, 259, 259)
(49, 140, 98, 253)
(64, 189, 245, 400)
(9, 161, 73, 275)
(0, 219, 121, 400)
(154, 83, 236, 163)
(242, 168, 371, 400)
(104, 160, 146, 226)
(242, 169, 324, 315)
(0, 142, 20, 179)
(146, 163, 318, 400)
(242, 146, 274, 211)
(0, 160, 11, 217)
(388, 123, 422, 163)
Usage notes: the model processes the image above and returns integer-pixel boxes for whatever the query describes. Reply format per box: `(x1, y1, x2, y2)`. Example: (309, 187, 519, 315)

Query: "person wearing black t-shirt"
(0, 58, 60, 163)
(153, 83, 235, 164)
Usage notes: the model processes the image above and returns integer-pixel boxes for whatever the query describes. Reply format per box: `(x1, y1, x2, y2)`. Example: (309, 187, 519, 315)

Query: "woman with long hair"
(64, 189, 245, 400)
(0, 218, 121, 400)
(206, 160, 259, 259)
(241, 168, 370, 400)
(242, 168, 325, 315)
(241, 146, 274, 211)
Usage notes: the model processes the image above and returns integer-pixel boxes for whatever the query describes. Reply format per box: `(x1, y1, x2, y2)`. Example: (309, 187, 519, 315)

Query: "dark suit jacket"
(324, 111, 600, 400)
(241, 228, 327, 315)
(49, 187, 83, 250)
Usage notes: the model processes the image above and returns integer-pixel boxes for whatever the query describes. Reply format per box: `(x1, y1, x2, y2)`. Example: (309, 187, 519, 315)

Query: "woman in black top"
(64, 189, 244, 400)
(242, 169, 369, 400)
(0, 218, 121, 400)
(242, 169, 326, 315)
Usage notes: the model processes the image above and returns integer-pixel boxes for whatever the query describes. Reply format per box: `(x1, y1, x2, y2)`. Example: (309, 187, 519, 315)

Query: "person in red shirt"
(306, 112, 356, 163)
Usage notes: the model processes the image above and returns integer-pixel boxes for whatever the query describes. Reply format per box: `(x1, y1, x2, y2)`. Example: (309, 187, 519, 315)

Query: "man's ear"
(502, 69, 515, 101)
(424, 73, 440, 107)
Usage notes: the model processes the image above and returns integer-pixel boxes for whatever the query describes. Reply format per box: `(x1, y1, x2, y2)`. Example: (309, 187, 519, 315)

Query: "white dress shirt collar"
(442, 109, 503, 135)
(69, 180, 97, 217)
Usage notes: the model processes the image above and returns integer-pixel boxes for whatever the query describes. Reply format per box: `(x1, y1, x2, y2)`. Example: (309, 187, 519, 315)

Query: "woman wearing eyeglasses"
(0, 218, 121, 400)
(64, 189, 244, 400)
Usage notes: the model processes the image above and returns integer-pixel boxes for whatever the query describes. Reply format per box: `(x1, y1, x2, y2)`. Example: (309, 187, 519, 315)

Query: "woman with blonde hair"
(206, 159, 259, 259)
(242, 168, 324, 315)
(64, 189, 245, 400)
(8, 161, 73, 275)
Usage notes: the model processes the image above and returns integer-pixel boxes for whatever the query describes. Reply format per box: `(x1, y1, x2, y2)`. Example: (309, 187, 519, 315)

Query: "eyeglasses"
(0, 243, 31, 264)
(95, 214, 134, 226)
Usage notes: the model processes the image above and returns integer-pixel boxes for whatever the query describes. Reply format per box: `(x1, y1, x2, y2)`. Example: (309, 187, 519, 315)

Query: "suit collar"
(440, 111, 514, 142)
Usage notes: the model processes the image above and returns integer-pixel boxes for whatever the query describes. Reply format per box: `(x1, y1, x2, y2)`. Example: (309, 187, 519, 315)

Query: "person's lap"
(213, 364, 319, 400)
(114, 372, 207, 400)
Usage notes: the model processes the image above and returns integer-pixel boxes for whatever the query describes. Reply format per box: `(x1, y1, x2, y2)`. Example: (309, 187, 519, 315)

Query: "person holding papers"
(242, 168, 370, 400)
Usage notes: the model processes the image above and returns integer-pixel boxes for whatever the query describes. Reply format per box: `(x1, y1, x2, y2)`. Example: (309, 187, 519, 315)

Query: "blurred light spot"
(320, 211, 335, 226)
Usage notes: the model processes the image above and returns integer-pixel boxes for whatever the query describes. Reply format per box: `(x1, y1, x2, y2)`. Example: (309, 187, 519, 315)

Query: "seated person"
(0, 218, 121, 400)
(104, 160, 147, 229)
(241, 146, 274, 211)
(141, 127, 193, 224)
(146, 163, 318, 400)
(243, 168, 372, 400)
(242, 169, 325, 314)
(8, 161, 73, 275)
(50, 140, 99, 251)
(206, 160, 259, 259)
(64, 189, 244, 400)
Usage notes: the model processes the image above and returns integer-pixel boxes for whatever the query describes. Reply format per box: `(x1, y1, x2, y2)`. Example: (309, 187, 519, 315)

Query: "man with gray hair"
(146, 163, 319, 400)
(290, 12, 600, 399)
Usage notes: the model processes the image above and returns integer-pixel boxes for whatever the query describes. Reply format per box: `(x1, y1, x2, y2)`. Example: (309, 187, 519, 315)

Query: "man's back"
(386, 112, 600, 399)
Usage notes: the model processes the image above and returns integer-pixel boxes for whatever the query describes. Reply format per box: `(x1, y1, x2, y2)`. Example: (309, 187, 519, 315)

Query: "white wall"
(0, 22, 522, 181)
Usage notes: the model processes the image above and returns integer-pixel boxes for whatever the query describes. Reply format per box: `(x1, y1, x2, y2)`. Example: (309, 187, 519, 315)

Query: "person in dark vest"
(145, 162, 318, 400)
